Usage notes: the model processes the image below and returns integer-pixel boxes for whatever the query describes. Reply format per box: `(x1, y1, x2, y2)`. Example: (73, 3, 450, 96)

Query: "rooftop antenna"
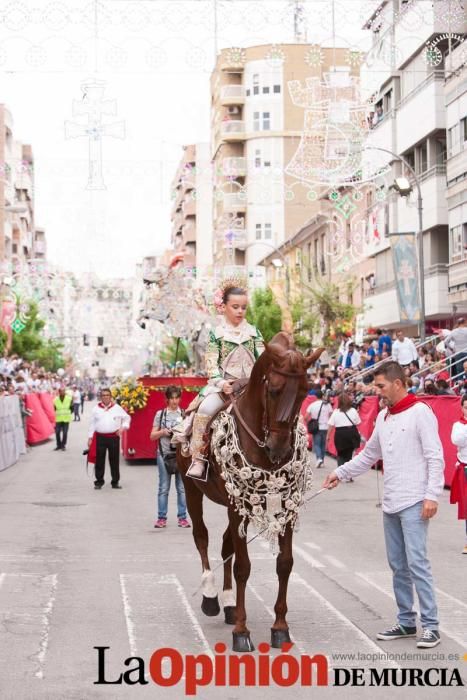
(293, 0, 308, 43)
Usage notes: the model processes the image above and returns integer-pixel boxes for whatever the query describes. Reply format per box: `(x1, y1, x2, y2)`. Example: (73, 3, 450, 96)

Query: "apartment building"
(210, 43, 361, 285)
(445, 41, 467, 309)
(0, 104, 45, 278)
(360, 0, 466, 333)
(170, 143, 213, 276)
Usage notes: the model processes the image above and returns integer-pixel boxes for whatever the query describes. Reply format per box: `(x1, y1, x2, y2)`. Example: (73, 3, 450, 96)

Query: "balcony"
(171, 211, 183, 233)
(396, 72, 445, 152)
(394, 1, 465, 70)
(182, 198, 196, 217)
(220, 85, 245, 105)
(181, 169, 196, 191)
(222, 192, 247, 213)
(221, 120, 246, 141)
(395, 165, 448, 231)
(222, 157, 247, 177)
(182, 222, 196, 244)
(448, 259, 467, 302)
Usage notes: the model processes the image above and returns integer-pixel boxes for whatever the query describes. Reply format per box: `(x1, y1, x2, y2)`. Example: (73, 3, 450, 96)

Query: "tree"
(10, 301, 65, 371)
(159, 337, 191, 368)
(246, 287, 282, 342)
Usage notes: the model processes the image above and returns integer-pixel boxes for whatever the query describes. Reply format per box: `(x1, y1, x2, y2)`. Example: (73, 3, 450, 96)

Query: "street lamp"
(364, 146, 426, 341)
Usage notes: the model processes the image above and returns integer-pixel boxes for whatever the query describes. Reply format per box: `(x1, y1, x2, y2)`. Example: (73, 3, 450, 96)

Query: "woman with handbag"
(327, 392, 362, 477)
(150, 386, 191, 529)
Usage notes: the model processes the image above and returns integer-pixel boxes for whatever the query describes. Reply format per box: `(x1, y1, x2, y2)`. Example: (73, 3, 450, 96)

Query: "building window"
(416, 142, 427, 174)
(246, 88, 250, 96)
(253, 74, 259, 95)
(405, 149, 415, 171)
(255, 223, 262, 240)
(262, 86, 270, 94)
(264, 158, 271, 168)
(313, 239, 318, 270)
(450, 225, 464, 261)
(254, 149, 262, 168)
(264, 223, 272, 239)
(462, 116, 467, 144)
(320, 234, 326, 273)
(253, 111, 260, 130)
(273, 84, 281, 93)
(262, 112, 271, 130)
(448, 124, 460, 156)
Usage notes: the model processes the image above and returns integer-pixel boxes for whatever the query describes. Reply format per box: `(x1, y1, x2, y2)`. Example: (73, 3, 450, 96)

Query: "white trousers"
(197, 392, 225, 417)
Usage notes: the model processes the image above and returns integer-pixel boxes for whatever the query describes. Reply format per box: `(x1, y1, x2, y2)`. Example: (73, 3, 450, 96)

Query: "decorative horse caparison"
(177, 332, 324, 652)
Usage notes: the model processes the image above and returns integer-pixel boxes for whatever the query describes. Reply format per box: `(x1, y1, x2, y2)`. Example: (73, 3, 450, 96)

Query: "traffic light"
(83, 334, 90, 346)
(97, 336, 104, 346)
(104, 347, 108, 354)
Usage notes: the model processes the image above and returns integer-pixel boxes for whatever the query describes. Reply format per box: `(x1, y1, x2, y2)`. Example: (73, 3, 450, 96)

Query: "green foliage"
(10, 300, 65, 371)
(246, 287, 282, 342)
(291, 297, 319, 351)
(159, 338, 191, 367)
(0, 328, 7, 356)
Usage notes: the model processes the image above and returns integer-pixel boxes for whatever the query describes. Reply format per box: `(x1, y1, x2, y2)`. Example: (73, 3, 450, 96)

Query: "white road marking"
(291, 572, 399, 669)
(304, 541, 323, 551)
(323, 555, 347, 570)
(0, 573, 58, 679)
(171, 574, 214, 659)
(34, 574, 58, 679)
(357, 572, 467, 648)
(292, 544, 325, 568)
(119, 574, 138, 657)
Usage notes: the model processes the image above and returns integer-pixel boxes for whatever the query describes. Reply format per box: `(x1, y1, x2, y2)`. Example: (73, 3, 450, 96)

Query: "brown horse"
(177, 332, 323, 652)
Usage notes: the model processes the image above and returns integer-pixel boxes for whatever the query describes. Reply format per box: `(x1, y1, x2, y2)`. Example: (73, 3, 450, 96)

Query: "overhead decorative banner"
(391, 234, 420, 323)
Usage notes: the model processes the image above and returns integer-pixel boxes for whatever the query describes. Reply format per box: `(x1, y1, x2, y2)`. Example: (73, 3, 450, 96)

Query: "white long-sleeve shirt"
(335, 402, 444, 513)
(451, 421, 467, 464)
(392, 337, 418, 365)
(88, 403, 131, 438)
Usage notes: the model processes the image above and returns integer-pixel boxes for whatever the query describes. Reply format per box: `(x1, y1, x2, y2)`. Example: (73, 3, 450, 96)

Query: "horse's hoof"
(201, 595, 220, 617)
(271, 628, 291, 648)
(232, 631, 255, 652)
(224, 606, 236, 625)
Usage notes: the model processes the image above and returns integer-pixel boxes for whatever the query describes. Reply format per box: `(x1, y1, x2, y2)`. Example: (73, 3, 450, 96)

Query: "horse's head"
(257, 333, 324, 464)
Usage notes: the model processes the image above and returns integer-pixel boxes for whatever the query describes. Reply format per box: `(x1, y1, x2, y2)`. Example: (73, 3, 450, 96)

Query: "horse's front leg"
(228, 507, 254, 652)
(271, 523, 293, 648)
(221, 525, 236, 625)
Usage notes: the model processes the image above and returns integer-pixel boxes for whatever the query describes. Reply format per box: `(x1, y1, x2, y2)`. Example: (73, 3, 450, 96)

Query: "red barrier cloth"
(24, 393, 54, 444)
(37, 393, 56, 426)
(450, 463, 467, 520)
(418, 395, 461, 488)
(121, 377, 207, 460)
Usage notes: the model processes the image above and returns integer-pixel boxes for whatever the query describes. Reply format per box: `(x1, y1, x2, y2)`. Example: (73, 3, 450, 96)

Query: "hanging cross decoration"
(64, 78, 125, 190)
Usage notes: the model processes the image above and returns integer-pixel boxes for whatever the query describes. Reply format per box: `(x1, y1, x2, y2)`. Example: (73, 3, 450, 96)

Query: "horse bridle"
(230, 364, 306, 451)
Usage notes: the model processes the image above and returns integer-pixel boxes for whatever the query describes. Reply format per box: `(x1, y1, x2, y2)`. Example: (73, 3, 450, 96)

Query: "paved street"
(0, 414, 466, 700)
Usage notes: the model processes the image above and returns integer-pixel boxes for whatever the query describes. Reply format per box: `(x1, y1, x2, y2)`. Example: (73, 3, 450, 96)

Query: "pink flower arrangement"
(213, 288, 224, 312)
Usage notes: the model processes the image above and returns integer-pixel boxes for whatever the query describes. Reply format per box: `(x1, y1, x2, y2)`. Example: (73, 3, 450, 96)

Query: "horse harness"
(229, 365, 306, 451)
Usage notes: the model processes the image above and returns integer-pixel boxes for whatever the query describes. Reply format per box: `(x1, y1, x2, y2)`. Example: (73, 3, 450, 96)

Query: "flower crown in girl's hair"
(213, 277, 248, 312)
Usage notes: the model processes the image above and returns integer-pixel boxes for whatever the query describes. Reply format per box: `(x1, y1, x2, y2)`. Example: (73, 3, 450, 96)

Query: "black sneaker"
(111, 484, 122, 489)
(377, 623, 417, 640)
(417, 629, 441, 648)
(94, 484, 103, 490)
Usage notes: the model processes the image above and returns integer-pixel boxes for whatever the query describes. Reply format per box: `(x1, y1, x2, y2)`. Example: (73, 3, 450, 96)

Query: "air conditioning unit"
(228, 106, 240, 115)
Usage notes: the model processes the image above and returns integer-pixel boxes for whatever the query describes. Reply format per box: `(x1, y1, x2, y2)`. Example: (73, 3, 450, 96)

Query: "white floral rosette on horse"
(212, 411, 313, 553)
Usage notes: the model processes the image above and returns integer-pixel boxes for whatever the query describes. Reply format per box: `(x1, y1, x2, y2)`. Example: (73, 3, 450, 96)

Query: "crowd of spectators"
(307, 323, 467, 404)
(0, 355, 100, 400)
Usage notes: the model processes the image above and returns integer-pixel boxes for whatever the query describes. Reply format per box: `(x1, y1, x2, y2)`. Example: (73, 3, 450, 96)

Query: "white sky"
(1, 0, 376, 277)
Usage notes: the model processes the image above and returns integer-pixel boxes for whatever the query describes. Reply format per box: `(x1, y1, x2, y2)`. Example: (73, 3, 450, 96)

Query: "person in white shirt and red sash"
(450, 394, 467, 554)
(88, 388, 131, 490)
(324, 362, 444, 649)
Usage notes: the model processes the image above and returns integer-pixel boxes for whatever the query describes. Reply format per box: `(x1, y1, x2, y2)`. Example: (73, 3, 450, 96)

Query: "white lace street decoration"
(211, 411, 313, 554)
(64, 78, 125, 190)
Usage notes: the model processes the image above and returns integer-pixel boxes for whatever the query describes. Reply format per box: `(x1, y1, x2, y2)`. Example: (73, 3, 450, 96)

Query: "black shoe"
(61, 447, 66, 451)
(54, 447, 61, 451)
(94, 484, 103, 490)
(417, 629, 441, 648)
(377, 623, 417, 640)
(112, 484, 122, 489)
